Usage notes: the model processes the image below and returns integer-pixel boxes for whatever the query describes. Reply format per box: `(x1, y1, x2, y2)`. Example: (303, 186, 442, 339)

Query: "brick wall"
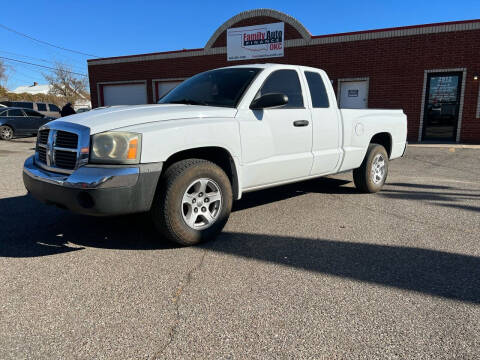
(88, 19, 480, 143)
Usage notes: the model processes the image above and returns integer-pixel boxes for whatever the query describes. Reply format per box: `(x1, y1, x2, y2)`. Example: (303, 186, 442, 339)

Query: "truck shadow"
(379, 182, 480, 212)
(207, 232, 480, 304)
(0, 188, 479, 303)
(0, 177, 357, 257)
(2, 176, 478, 259)
(0, 194, 173, 258)
(234, 177, 355, 211)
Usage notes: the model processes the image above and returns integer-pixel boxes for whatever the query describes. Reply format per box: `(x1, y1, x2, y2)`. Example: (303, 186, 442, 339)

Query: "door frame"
(418, 68, 466, 142)
(337, 77, 369, 108)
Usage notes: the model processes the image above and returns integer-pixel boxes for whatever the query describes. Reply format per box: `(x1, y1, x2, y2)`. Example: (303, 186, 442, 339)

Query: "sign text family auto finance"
(227, 22, 284, 61)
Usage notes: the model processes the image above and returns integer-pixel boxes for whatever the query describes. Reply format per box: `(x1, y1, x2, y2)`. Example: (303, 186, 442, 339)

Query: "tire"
(151, 159, 233, 246)
(0, 125, 14, 140)
(353, 144, 389, 193)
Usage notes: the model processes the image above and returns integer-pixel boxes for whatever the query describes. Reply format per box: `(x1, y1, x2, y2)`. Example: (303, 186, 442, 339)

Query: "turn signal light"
(127, 138, 138, 159)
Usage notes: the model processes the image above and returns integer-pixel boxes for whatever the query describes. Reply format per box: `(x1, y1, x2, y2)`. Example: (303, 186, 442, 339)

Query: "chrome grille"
(34, 122, 90, 174)
(55, 131, 78, 149)
(37, 146, 47, 163)
(38, 129, 50, 144)
(54, 150, 77, 169)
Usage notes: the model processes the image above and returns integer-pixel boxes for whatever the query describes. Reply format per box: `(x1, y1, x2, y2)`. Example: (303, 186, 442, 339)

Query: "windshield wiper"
(166, 99, 208, 106)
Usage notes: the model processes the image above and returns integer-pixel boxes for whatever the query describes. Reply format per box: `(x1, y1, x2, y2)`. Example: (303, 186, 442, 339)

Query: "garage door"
(102, 83, 147, 106)
(154, 80, 183, 102)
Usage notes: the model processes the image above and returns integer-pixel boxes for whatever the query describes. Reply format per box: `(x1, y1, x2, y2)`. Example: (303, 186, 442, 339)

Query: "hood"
(51, 104, 237, 134)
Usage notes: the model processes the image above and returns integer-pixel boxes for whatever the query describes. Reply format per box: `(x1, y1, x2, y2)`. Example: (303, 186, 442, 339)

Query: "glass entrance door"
(422, 72, 463, 141)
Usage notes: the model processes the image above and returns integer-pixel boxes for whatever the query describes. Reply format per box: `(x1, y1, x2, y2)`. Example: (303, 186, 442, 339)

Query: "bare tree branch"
(44, 63, 89, 104)
(0, 60, 7, 86)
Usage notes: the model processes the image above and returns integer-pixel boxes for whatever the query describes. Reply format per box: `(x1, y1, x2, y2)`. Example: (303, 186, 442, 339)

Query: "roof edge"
(311, 18, 480, 39)
(88, 17, 480, 65)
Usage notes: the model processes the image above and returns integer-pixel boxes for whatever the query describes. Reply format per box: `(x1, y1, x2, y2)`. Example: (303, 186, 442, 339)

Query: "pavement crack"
(152, 249, 207, 359)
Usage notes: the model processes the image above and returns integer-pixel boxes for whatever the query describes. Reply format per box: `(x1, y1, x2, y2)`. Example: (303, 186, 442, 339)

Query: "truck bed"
(338, 109, 407, 172)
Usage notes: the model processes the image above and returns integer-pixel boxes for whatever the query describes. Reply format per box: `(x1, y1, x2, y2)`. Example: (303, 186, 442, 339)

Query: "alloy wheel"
(181, 178, 223, 230)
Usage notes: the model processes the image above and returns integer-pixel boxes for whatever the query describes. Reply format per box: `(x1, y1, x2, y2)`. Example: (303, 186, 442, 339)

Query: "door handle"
(293, 120, 309, 127)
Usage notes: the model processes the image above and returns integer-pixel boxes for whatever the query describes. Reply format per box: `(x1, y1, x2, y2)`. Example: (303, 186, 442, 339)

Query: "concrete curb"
(408, 143, 480, 149)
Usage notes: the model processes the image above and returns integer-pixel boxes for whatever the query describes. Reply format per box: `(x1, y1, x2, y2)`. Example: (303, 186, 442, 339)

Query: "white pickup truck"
(23, 64, 407, 245)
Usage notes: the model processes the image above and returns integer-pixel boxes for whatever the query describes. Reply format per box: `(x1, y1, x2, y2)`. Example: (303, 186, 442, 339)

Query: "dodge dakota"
(23, 64, 407, 245)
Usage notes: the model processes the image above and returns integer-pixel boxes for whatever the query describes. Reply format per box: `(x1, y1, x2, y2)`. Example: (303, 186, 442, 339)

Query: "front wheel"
(353, 144, 389, 193)
(151, 159, 232, 246)
(0, 126, 14, 140)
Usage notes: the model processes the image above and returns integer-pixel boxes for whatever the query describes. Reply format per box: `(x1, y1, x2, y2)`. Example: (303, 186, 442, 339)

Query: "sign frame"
(227, 22, 285, 61)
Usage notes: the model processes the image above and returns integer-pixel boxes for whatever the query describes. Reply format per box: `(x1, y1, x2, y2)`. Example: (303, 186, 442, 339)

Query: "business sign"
(348, 89, 359, 97)
(227, 22, 284, 61)
(429, 75, 460, 102)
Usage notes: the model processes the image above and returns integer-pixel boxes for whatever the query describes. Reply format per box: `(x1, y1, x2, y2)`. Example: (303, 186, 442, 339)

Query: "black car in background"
(0, 107, 55, 140)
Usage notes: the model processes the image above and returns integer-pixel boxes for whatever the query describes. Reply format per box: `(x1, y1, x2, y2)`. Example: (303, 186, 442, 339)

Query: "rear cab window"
(304, 71, 330, 108)
(256, 69, 304, 108)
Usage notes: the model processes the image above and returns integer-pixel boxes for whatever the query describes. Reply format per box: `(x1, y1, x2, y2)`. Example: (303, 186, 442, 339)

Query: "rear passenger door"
(304, 71, 342, 175)
(240, 69, 313, 188)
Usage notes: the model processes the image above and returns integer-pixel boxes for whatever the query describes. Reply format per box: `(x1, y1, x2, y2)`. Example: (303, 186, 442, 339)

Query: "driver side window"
(256, 70, 304, 108)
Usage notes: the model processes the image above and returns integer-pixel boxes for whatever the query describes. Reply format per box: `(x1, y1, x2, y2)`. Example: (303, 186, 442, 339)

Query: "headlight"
(90, 131, 142, 164)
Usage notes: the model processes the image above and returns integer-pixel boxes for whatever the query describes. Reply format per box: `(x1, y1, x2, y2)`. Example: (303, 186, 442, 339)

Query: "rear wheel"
(0, 126, 13, 140)
(353, 144, 389, 193)
(151, 159, 232, 246)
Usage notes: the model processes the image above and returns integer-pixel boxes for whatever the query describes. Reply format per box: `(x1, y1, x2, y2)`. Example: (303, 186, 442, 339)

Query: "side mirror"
(250, 93, 288, 110)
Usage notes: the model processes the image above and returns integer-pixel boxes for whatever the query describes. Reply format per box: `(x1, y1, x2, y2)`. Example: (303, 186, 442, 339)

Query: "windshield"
(159, 68, 261, 108)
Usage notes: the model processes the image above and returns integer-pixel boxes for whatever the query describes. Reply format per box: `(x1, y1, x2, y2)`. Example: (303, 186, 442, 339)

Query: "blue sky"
(1, 0, 479, 90)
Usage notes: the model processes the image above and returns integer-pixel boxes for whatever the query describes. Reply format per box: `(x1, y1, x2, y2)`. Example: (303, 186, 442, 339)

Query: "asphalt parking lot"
(1, 138, 479, 359)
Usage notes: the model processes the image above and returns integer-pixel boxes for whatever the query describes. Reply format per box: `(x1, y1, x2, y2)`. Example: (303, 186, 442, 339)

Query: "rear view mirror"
(250, 93, 288, 110)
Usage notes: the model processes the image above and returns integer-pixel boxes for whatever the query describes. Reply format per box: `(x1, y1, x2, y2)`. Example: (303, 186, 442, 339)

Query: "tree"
(0, 60, 7, 87)
(44, 62, 89, 105)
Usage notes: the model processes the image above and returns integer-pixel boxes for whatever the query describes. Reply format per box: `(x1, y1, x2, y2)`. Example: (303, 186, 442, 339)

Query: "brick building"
(87, 9, 480, 143)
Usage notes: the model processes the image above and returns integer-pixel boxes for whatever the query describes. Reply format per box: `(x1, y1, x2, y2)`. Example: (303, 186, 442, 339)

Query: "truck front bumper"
(23, 155, 162, 216)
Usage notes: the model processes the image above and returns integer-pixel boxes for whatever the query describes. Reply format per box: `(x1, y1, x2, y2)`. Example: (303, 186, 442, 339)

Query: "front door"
(422, 72, 463, 141)
(339, 80, 368, 109)
(239, 69, 313, 189)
